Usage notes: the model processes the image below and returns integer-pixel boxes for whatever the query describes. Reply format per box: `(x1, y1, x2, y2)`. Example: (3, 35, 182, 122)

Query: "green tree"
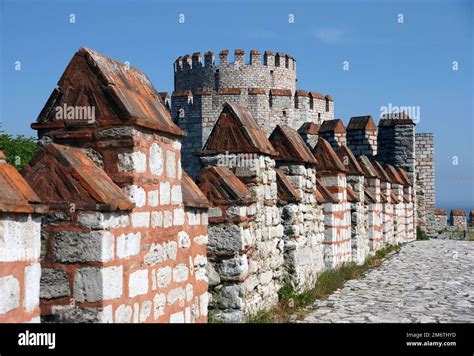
(0, 124, 38, 170)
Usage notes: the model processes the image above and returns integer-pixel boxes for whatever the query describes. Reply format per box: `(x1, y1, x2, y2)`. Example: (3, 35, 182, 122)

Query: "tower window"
(325, 98, 330, 112)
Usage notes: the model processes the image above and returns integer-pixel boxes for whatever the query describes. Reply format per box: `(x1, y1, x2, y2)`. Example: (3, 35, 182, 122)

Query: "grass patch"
(416, 226, 429, 240)
(247, 243, 401, 323)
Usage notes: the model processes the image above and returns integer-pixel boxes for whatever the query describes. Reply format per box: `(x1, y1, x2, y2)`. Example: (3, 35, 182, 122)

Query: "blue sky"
(0, 0, 472, 210)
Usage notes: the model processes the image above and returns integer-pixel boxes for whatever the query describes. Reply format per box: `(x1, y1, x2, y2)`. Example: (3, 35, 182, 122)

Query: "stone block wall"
(380, 182, 395, 245)
(31, 130, 209, 323)
(0, 214, 42, 323)
(0, 151, 46, 323)
(451, 210, 467, 228)
(199, 154, 284, 322)
(415, 133, 435, 236)
(320, 174, 352, 268)
(277, 164, 325, 292)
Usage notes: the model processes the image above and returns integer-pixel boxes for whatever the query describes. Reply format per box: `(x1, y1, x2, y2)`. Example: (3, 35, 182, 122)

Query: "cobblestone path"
(302, 240, 474, 323)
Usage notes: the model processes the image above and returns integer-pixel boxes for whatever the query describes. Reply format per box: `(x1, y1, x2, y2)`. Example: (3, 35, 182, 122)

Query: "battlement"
(174, 49, 296, 72)
(174, 49, 297, 92)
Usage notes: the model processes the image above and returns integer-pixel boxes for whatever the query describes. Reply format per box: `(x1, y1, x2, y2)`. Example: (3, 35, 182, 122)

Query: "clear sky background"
(0, 0, 472, 210)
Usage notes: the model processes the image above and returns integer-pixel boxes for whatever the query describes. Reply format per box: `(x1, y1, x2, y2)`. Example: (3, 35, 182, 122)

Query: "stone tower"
(170, 49, 335, 177)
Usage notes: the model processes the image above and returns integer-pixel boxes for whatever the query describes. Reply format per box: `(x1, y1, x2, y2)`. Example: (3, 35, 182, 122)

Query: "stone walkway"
(301, 240, 474, 323)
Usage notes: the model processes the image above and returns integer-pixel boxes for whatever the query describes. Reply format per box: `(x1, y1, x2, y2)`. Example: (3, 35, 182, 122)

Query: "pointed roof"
(196, 165, 255, 206)
(182, 171, 209, 209)
(397, 167, 412, 187)
(434, 208, 446, 215)
(319, 119, 346, 134)
(32, 47, 184, 137)
(23, 143, 134, 211)
(346, 185, 360, 203)
(337, 145, 364, 176)
(297, 122, 319, 135)
(364, 188, 376, 203)
(312, 138, 346, 174)
(347, 116, 376, 131)
(385, 164, 404, 185)
(371, 160, 391, 182)
(357, 155, 378, 178)
(275, 168, 301, 204)
(200, 103, 277, 156)
(269, 125, 317, 165)
(315, 179, 336, 203)
(450, 209, 466, 217)
(0, 151, 47, 214)
(390, 191, 399, 203)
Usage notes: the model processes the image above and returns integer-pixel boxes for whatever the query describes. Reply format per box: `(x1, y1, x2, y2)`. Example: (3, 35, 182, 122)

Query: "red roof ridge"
(269, 125, 317, 165)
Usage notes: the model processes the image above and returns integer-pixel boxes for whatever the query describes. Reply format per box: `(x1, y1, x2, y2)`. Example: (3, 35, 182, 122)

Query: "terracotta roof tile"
(312, 138, 346, 174)
(34, 47, 185, 137)
(182, 171, 209, 209)
(357, 155, 379, 178)
(269, 125, 317, 164)
(397, 167, 412, 187)
(201, 103, 277, 156)
(337, 146, 364, 176)
(390, 191, 399, 203)
(319, 119, 346, 134)
(346, 185, 359, 202)
(364, 188, 376, 203)
(270, 89, 292, 97)
(451, 209, 466, 217)
(385, 164, 404, 185)
(347, 116, 376, 131)
(434, 208, 446, 215)
(23, 143, 133, 211)
(0, 152, 47, 214)
(275, 168, 301, 204)
(315, 179, 336, 203)
(196, 165, 255, 206)
(298, 122, 319, 135)
(371, 160, 391, 182)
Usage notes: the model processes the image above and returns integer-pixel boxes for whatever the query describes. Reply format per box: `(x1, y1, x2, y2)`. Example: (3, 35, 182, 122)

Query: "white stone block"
(174, 208, 185, 226)
(151, 211, 163, 228)
(74, 266, 123, 302)
(173, 264, 189, 283)
(123, 185, 146, 208)
(148, 190, 159, 207)
(131, 212, 150, 228)
(170, 311, 184, 323)
(156, 266, 172, 288)
(160, 182, 171, 205)
(129, 269, 149, 298)
(171, 185, 182, 204)
(24, 263, 41, 312)
(115, 304, 132, 323)
(116, 232, 141, 259)
(0, 275, 20, 314)
(166, 150, 176, 178)
(164, 211, 173, 228)
(117, 151, 147, 173)
(149, 143, 164, 176)
(178, 231, 190, 248)
(153, 293, 166, 319)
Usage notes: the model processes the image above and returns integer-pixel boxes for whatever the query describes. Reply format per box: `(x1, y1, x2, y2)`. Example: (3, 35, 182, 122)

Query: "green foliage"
(0, 125, 38, 170)
(416, 226, 429, 240)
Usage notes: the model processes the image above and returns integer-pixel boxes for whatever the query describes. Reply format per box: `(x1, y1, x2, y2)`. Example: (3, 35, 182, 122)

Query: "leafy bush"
(0, 125, 38, 169)
(416, 226, 429, 240)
